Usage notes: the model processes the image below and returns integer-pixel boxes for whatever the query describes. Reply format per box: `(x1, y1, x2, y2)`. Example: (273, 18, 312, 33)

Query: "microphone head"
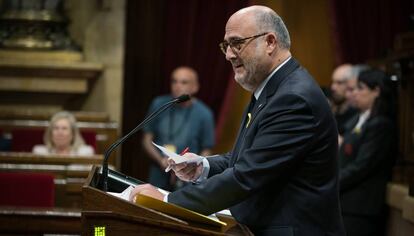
(176, 94, 191, 103)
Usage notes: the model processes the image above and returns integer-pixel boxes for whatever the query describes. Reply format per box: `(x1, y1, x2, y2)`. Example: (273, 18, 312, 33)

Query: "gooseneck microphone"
(100, 94, 191, 191)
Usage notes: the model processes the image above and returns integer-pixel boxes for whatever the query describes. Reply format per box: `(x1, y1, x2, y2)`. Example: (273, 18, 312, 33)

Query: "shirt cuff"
(164, 158, 210, 202)
(193, 158, 210, 183)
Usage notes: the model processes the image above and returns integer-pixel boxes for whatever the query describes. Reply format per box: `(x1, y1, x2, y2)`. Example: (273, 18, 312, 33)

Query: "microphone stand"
(100, 95, 190, 191)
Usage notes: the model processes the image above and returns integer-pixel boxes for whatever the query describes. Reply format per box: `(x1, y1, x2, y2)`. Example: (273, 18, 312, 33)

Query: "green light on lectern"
(94, 226, 106, 236)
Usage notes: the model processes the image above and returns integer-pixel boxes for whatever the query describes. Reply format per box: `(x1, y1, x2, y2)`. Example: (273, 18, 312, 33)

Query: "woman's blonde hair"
(44, 111, 86, 151)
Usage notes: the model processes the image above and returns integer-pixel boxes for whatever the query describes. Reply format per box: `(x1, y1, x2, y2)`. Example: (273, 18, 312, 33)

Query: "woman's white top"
(353, 110, 371, 133)
(32, 145, 95, 156)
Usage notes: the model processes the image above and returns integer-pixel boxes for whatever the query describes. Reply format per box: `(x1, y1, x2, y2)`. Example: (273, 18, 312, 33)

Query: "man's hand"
(129, 184, 165, 202)
(168, 153, 204, 182)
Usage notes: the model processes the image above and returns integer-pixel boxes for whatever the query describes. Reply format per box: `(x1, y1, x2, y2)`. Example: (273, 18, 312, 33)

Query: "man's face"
(170, 69, 198, 98)
(345, 78, 358, 107)
(223, 13, 268, 92)
(330, 70, 348, 104)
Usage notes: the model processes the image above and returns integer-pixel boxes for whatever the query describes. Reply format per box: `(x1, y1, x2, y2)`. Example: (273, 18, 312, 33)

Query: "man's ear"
(191, 81, 200, 95)
(265, 33, 278, 54)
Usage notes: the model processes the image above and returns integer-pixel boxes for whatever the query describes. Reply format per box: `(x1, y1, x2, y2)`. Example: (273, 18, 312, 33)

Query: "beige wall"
(66, 0, 125, 124)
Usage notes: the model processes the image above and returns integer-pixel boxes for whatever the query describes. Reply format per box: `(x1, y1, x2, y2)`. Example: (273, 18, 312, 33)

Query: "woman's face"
(354, 82, 379, 112)
(51, 118, 73, 149)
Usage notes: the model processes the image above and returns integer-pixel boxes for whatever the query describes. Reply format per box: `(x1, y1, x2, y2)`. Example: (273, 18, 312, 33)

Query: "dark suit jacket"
(169, 58, 345, 236)
(339, 115, 395, 216)
(335, 106, 358, 135)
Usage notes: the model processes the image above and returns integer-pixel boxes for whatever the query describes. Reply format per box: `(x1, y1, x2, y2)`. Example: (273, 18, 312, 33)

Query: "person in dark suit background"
(330, 64, 358, 135)
(130, 5, 345, 236)
(339, 69, 397, 236)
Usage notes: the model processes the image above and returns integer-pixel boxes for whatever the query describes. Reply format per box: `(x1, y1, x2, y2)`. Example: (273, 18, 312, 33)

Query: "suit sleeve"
(339, 118, 394, 192)
(168, 94, 318, 215)
(207, 152, 232, 177)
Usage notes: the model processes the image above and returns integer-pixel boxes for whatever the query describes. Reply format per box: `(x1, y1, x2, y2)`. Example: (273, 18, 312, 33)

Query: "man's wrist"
(192, 158, 210, 183)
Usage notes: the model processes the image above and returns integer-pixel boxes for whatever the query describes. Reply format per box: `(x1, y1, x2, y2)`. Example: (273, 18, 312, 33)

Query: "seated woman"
(338, 69, 397, 236)
(33, 111, 95, 156)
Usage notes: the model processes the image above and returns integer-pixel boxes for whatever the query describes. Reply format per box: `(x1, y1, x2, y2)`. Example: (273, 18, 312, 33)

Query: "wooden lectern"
(82, 165, 253, 236)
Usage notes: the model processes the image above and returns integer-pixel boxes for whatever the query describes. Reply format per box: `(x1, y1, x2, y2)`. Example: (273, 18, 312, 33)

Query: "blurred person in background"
(330, 64, 358, 135)
(32, 111, 94, 156)
(344, 64, 370, 110)
(338, 64, 370, 146)
(142, 66, 215, 191)
(338, 69, 397, 236)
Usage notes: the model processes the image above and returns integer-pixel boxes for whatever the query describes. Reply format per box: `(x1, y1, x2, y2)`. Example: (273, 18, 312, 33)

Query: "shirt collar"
(359, 109, 371, 122)
(254, 57, 292, 100)
(354, 109, 371, 131)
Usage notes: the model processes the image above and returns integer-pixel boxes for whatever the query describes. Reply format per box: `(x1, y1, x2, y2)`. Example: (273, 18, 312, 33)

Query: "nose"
(225, 47, 237, 61)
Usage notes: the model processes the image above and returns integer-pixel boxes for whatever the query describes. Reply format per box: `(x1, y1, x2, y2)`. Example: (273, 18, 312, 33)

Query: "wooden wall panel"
(252, 0, 335, 87)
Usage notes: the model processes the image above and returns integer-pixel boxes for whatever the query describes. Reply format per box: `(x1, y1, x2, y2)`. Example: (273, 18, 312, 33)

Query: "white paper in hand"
(152, 142, 203, 164)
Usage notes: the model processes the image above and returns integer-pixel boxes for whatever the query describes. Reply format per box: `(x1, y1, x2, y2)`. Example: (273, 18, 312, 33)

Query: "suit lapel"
(344, 115, 358, 134)
(231, 105, 251, 153)
(230, 58, 301, 165)
(248, 58, 300, 128)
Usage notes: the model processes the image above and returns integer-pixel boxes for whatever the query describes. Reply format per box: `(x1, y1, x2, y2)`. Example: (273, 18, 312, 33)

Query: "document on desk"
(107, 185, 134, 201)
(152, 142, 203, 164)
(108, 185, 170, 201)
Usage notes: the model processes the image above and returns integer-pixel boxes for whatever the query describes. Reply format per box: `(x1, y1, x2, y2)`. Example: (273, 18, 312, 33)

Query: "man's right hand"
(168, 153, 204, 182)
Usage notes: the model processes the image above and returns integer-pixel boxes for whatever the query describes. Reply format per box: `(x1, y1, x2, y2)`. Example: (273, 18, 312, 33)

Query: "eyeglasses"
(219, 32, 268, 55)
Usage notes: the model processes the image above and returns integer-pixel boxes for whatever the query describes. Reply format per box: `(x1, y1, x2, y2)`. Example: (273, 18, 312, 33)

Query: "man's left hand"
(129, 184, 165, 202)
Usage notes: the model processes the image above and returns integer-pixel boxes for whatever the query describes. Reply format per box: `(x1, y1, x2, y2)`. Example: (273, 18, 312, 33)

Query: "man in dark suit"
(130, 5, 345, 236)
(330, 64, 358, 135)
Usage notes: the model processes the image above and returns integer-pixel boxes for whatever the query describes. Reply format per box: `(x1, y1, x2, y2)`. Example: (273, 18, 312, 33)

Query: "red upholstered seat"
(0, 172, 55, 207)
(11, 129, 44, 152)
(80, 130, 97, 152)
(10, 129, 97, 153)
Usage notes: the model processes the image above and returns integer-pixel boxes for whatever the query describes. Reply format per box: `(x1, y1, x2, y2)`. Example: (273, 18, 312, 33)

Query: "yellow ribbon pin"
(246, 113, 252, 128)
(353, 127, 361, 134)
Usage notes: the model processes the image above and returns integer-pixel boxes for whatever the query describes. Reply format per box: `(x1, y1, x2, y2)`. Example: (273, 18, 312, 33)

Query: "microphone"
(99, 94, 190, 191)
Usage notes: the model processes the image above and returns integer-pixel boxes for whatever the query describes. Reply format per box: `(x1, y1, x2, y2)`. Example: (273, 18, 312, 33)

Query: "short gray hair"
(255, 10, 291, 49)
(351, 64, 370, 80)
